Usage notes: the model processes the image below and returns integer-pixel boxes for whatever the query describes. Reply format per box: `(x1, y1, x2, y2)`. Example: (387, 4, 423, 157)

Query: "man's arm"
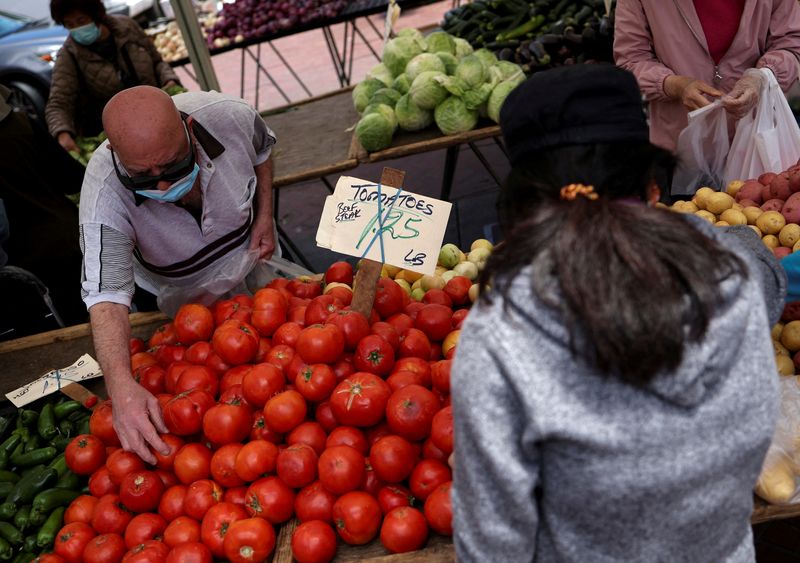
(248, 156, 276, 260)
(90, 302, 169, 464)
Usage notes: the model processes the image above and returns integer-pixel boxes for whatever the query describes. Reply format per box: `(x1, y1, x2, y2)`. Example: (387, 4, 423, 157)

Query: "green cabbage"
(462, 82, 496, 111)
(473, 48, 499, 71)
(455, 55, 488, 89)
(436, 75, 467, 97)
(453, 37, 474, 59)
(436, 52, 458, 75)
(396, 27, 426, 46)
(356, 112, 396, 152)
(406, 53, 446, 81)
(487, 80, 519, 123)
(352, 78, 387, 113)
(395, 93, 434, 132)
(367, 63, 395, 87)
(383, 36, 425, 76)
(392, 73, 412, 95)
(490, 61, 526, 86)
(409, 71, 449, 110)
(369, 88, 402, 108)
(363, 103, 398, 131)
(425, 31, 455, 55)
(435, 96, 478, 135)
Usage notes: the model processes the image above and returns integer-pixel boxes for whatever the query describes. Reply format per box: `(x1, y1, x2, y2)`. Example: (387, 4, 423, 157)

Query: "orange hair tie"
(560, 183, 599, 201)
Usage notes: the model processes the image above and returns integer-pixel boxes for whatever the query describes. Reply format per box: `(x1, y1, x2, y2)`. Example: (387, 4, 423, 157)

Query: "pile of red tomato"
(53, 262, 470, 563)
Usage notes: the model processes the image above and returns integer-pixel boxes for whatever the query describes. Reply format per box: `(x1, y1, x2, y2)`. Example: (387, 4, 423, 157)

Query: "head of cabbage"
(392, 73, 412, 95)
(352, 78, 387, 113)
(395, 93, 434, 132)
(473, 48, 498, 71)
(462, 82, 496, 111)
(362, 103, 398, 131)
(490, 61, 526, 87)
(383, 36, 425, 76)
(405, 53, 446, 82)
(356, 112, 395, 152)
(396, 27, 426, 46)
(367, 63, 395, 87)
(409, 71, 449, 110)
(487, 80, 520, 123)
(453, 37, 474, 59)
(435, 96, 478, 136)
(425, 31, 455, 55)
(369, 88, 402, 108)
(455, 55, 488, 89)
(436, 52, 458, 75)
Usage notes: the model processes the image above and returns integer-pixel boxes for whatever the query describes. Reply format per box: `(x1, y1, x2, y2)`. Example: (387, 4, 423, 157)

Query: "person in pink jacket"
(614, 0, 800, 152)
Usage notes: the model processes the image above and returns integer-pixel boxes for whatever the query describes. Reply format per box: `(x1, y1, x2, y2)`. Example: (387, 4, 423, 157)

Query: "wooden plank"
(272, 518, 298, 563)
(60, 383, 103, 411)
(333, 535, 454, 562)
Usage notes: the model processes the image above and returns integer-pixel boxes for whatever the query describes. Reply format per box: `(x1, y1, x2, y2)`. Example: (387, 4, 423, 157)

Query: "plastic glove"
(722, 69, 765, 120)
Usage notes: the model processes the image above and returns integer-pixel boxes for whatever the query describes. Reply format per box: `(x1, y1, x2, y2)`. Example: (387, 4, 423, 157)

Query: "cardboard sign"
(316, 176, 452, 275)
(5, 354, 103, 407)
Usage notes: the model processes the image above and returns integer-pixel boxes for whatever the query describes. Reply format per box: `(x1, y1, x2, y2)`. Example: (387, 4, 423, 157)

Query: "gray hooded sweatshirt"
(451, 218, 787, 563)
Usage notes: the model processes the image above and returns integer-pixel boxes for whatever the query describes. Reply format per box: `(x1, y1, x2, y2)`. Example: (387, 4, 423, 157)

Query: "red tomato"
(287, 421, 328, 456)
(404, 301, 425, 319)
(133, 364, 167, 395)
(327, 284, 353, 306)
(158, 485, 187, 522)
(294, 481, 337, 524)
(82, 532, 126, 563)
(89, 467, 117, 497)
(244, 476, 295, 524)
(314, 401, 338, 434)
(164, 362, 191, 394)
(266, 344, 296, 377)
(374, 278, 405, 319)
(284, 354, 308, 384)
(422, 289, 452, 308)
(124, 513, 167, 549)
(381, 506, 428, 553)
(184, 479, 223, 521)
(185, 341, 212, 365)
(122, 539, 169, 563)
(250, 411, 283, 443)
(332, 354, 356, 383)
(200, 502, 248, 558)
(64, 495, 98, 525)
(174, 443, 213, 485)
(378, 484, 415, 515)
(296, 324, 345, 365)
(91, 495, 134, 535)
(163, 389, 215, 436)
(386, 370, 428, 392)
(218, 384, 251, 408)
(291, 520, 337, 563)
(241, 363, 285, 408)
(331, 491, 381, 545)
(369, 435, 417, 484)
(329, 373, 391, 428)
(106, 450, 145, 487)
(211, 443, 245, 488)
(174, 365, 218, 397)
(353, 334, 395, 376)
(54, 521, 96, 563)
(409, 459, 451, 502)
(211, 320, 260, 366)
(235, 440, 279, 482)
(287, 278, 323, 299)
(220, 365, 250, 392)
(272, 322, 303, 347)
(149, 322, 178, 348)
(174, 303, 214, 345)
(423, 481, 452, 535)
(385, 385, 441, 441)
(251, 288, 288, 337)
(295, 364, 337, 403)
(370, 322, 400, 351)
(305, 295, 344, 326)
(224, 486, 248, 507)
(203, 402, 251, 447)
(223, 517, 276, 563)
(422, 437, 448, 463)
(413, 304, 453, 342)
(263, 390, 307, 433)
(90, 401, 121, 447)
(129, 338, 146, 355)
(255, 338, 272, 362)
(119, 470, 165, 513)
(360, 459, 384, 498)
(213, 295, 253, 326)
(325, 426, 368, 456)
(325, 310, 370, 353)
(386, 313, 414, 336)
(277, 443, 319, 489)
(153, 345, 187, 368)
(365, 421, 392, 449)
(398, 328, 431, 360)
(155, 469, 178, 489)
(163, 515, 200, 547)
(65, 434, 106, 476)
(451, 308, 469, 329)
(165, 542, 212, 563)
(430, 406, 454, 455)
(318, 445, 365, 495)
(430, 360, 452, 395)
(288, 306, 307, 326)
(444, 276, 471, 305)
(325, 261, 354, 285)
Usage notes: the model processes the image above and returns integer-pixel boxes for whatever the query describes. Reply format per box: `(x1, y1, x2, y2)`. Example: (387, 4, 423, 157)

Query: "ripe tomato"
(255, 338, 272, 362)
(295, 364, 337, 403)
(325, 310, 370, 352)
(163, 389, 215, 436)
(222, 517, 276, 563)
(374, 278, 405, 319)
(287, 421, 328, 456)
(213, 295, 253, 326)
(235, 439, 279, 482)
(422, 437, 448, 463)
(386, 370, 428, 392)
(203, 401, 252, 447)
(163, 515, 200, 548)
(124, 512, 167, 549)
(385, 385, 441, 441)
(250, 411, 283, 443)
(296, 324, 345, 364)
(277, 443, 319, 489)
(305, 295, 344, 325)
(174, 365, 218, 397)
(220, 365, 250, 392)
(314, 401, 338, 434)
(406, 303, 425, 319)
(134, 364, 167, 395)
(451, 308, 468, 329)
(91, 495, 134, 535)
(89, 467, 117, 497)
(184, 479, 223, 521)
(353, 334, 395, 376)
(409, 459, 451, 502)
(386, 313, 414, 336)
(365, 423, 392, 448)
(219, 383, 251, 407)
(294, 481, 337, 523)
(369, 435, 417, 484)
(398, 328, 431, 360)
(378, 484, 415, 515)
(106, 450, 145, 486)
(82, 532, 126, 563)
(155, 469, 178, 489)
(65, 434, 106, 476)
(90, 401, 121, 447)
(325, 261, 354, 285)
(413, 304, 453, 342)
(287, 278, 323, 299)
(122, 539, 170, 563)
(129, 338, 146, 355)
(264, 390, 307, 433)
(185, 341, 213, 365)
(430, 360, 451, 394)
(266, 344, 296, 377)
(212, 320, 260, 366)
(444, 275, 471, 305)
(422, 289, 452, 307)
(331, 491, 381, 545)
(272, 322, 303, 348)
(64, 495, 98, 525)
(370, 322, 400, 351)
(165, 362, 192, 394)
(119, 470, 165, 513)
(291, 520, 337, 563)
(149, 322, 178, 348)
(332, 354, 355, 383)
(327, 284, 353, 306)
(361, 460, 384, 498)
(285, 354, 308, 384)
(329, 373, 391, 428)
(158, 485, 187, 522)
(430, 406, 454, 455)
(251, 288, 288, 337)
(244, 476, 295, 524)
(326, 426, 368, 456)
(165, 542, 212, 563)
(211, 443, 245, 488)
(174, 303, 214, 345)
(288, 305, 307, 326)
(381, 506, 428, 553)
(241, 363, 285, 407)
(317, 444, 365, 495)
(174, 443, 213, 485)
(224, 486, 248, 507)
(54, 521, 96, 563)
(153, 344, 187, 368)
(423, 481, 452, 535)
(201, 502, 248, 558)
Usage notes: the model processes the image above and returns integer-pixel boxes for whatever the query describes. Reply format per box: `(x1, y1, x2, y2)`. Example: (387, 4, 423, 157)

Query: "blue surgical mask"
(70, 22, 101, 45)
(135, 163, 199, 203)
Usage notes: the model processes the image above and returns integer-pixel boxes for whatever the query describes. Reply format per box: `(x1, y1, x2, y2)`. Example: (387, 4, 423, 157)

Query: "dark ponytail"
(482, 142, 746, 384)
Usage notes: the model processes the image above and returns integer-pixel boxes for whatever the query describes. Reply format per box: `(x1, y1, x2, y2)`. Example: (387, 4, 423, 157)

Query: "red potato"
(761, 199, 785, 212)
(770, 175, 793, 200)
(761, 184, 774, 203)
(759, 172, 777, 185)
(790, 171, 800, 193)
(735, 181, 764, 204)
(782, 193, 800, 224)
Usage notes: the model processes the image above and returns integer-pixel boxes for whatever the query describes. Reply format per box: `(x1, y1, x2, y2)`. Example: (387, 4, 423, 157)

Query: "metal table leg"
(441, 145, 462, 247)
(244, 45, 292, 104)
(268, 42, 313, 97)
(468, 141, 503, 187)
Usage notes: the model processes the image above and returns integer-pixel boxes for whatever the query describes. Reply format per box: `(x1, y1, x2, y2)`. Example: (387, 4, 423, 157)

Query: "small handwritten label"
(5, 354, 103, 407)
(335, 202, 361, 222)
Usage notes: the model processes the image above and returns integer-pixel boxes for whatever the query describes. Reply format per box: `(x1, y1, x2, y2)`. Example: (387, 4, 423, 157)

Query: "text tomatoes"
(330, 373, 391, 427)
(331, 491, 381, 545)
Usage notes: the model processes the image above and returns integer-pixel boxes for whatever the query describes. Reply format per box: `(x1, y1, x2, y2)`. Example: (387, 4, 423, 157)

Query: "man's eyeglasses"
(111, 121, 195, 191)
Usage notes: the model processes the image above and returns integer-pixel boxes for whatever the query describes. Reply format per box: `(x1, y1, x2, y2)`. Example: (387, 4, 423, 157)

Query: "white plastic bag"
(672, 101, 730, 196)
(724, 68, 800, 185)
(755, 376, 800, 505)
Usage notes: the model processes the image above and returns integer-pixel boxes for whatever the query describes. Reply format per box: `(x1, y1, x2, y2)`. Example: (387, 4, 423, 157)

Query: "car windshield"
(0, 13, 27, 38)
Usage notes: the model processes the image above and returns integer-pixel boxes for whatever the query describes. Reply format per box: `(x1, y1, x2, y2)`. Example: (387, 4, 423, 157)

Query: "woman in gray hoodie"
(451, 64, 787, 562)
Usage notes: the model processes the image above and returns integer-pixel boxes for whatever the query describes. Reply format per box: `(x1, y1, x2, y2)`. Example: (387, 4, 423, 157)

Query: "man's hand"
(664, 75, 723, 111)
(58, 132, 79, 153)
(111, 378, 170, 465)
(249, 215, 276, 260)
(722, 70, 765, 120)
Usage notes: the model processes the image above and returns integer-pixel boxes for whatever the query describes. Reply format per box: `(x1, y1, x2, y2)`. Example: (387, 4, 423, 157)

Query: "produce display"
(441, 0, 615, 73)
(353, 28, 525, 151)
(147, 16, 221, 62)
(68, 133, 106, 168)
(31, 239, 493, 561)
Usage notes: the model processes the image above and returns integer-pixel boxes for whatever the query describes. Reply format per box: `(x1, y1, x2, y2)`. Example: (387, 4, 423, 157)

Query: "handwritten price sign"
(316, 176, 452, 275)
(5, 354, 103, 407)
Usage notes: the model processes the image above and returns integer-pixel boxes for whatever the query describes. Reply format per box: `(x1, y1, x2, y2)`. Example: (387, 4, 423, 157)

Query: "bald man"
(79, 86, 277, 462)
